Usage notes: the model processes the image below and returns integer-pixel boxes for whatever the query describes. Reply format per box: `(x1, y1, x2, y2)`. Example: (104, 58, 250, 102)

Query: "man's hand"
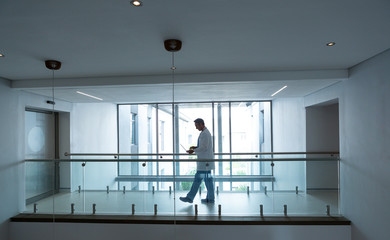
(187, 146, 196, 154)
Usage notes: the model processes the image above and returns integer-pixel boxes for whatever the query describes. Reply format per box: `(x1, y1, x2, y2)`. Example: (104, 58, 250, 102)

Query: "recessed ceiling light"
(0, 53, 4, 57)
(326, 42, 336, 46)
(131, 1, 142, 6)
(271, 86, 287, 97)
(76, 91, 103, 101)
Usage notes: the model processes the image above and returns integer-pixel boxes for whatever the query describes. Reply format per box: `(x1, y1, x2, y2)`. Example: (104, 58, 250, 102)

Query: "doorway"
(305, 100, 339, 190)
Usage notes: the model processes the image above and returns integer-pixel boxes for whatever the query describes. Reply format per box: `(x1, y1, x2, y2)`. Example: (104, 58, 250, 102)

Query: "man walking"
(179, 118, 215, 204)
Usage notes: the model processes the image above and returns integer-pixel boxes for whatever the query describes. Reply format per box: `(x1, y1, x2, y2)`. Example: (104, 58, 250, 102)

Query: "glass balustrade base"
(23, 190, 339, 217)
(11, 213, 350, 226)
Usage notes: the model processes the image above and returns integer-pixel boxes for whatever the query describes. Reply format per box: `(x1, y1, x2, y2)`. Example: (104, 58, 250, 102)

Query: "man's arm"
(194, 131, 210, 154)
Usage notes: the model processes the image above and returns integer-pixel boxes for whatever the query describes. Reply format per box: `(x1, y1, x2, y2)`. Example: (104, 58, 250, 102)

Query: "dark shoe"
(201, 198, 215, 203)
(179, 197, 193, 203)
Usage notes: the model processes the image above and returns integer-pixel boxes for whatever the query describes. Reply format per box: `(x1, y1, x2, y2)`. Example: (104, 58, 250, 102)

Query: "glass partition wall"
(24, 100, 341, 217)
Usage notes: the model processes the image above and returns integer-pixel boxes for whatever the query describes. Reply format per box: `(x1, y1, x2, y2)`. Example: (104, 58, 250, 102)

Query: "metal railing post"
(33, 203, 38, 213)
(92, 203, 96, 214)
(71, 203, 75, 214)
(260, 204, 263, 217)
(326, 205, 330, 216)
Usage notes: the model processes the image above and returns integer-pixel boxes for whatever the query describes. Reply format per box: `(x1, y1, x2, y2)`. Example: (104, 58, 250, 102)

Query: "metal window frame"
(116, 100, 273, 192)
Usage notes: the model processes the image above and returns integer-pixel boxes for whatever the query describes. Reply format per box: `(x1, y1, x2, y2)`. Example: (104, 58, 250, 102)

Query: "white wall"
(0, 79, 73, 240)
(9, 222, 351, 240)
(71, 103, 118, 191)
(272, 98, 306, 190)
(305, 49, 390, 240)
(341, 49, 390, 240)
(0, 78, 22, 240)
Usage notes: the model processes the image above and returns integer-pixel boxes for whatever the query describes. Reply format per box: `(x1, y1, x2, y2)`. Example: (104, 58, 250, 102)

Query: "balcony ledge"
(11, 213, 350, 226)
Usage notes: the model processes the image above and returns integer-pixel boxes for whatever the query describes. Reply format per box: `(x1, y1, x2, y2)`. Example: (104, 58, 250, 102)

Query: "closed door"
(25, 109, 57, 203)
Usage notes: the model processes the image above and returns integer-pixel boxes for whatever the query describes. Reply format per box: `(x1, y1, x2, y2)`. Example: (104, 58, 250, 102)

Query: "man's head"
(194, 118, 205, 131)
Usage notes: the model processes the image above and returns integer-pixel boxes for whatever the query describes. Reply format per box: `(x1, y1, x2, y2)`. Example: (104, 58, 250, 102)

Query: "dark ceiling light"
(45, 60, 62, 70)
(164, 39, 182, 52)
(326, 42, 336, 46)
(164, 39, 182, 71)
(131, 1, 142, 6)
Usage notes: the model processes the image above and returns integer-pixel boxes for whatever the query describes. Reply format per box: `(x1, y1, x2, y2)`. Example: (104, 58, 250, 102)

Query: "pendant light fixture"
(164, 39, 182, 153)
(45, 59, 61, 217)
(45, 60, 62, 108)
(164, 39, 182, 217)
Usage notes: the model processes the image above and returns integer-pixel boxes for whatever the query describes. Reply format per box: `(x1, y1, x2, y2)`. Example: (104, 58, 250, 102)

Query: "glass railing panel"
(270, 157, 339, 216)
(137, 155, 174, 216)
(211, 157, 275, 217)
(66, 159, 86, 214)
(219, 155, 232, 192)
(175, 157, 199, 216)
(117, 154, 176, 216)
(24, 159, 55, 214)
(39, 158, 86, 215)
(272, 160, 305, 191)
(49, 155, 116, 215)
(175, 158, 211, 216)
(24, 152, 340, 217)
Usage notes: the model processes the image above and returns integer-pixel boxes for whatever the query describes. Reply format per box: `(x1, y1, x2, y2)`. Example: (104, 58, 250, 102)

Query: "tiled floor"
(25, 190, 339, 217)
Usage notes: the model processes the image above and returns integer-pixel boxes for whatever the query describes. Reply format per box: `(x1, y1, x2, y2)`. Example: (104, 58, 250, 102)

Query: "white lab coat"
(194, 127, 215, 171)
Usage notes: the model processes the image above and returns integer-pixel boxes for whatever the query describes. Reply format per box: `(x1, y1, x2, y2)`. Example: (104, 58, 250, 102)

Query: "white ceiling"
(24, 78, 342, 103)
(1, 0, 389, 102)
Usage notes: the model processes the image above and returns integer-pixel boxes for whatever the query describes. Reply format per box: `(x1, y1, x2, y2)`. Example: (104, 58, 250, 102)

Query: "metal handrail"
(64, 151, 339, 156)
(25, 157, 340, 163)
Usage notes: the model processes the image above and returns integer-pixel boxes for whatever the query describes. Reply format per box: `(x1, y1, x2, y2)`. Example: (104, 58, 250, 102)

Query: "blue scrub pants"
(186, 170, 215, 201)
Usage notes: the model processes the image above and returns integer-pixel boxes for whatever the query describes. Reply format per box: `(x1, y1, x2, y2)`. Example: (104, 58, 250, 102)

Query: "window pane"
(118, 104, 157, 190)
(157, 104, 174, 179)
(118, 101, 272, 192)
(175, 103, 213, 179)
